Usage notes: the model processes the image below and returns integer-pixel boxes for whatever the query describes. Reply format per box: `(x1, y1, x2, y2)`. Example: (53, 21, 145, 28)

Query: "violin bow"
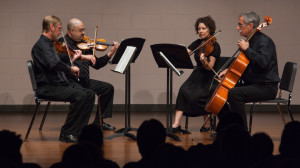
(61, 29, 79, 81)
(92, 26, 98, 57)
(61, 29, 74, 67)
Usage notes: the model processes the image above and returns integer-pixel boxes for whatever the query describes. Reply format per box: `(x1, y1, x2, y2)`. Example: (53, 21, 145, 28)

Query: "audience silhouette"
(123, 118, 166, 168)
(2, 118, 300, 168)
(78, 124, 120, 168)
(274, 121, 300, 168)
(249, 132, 275, 168)
(153, 143, 186, 168)
(60, 144, 94, 168)
(50, 124, 119, 168)
(0, 130, 41, 168)
(187, 113, 248, 168)
(217, 124, 251, 168)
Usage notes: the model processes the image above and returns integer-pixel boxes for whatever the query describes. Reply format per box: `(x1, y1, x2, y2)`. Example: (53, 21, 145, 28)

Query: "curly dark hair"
(194, 15, 216, 35)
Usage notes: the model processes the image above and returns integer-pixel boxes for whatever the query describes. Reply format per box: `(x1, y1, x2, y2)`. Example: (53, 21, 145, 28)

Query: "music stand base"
(114, 127, 138, 133)
(104, 132, 136, 141)
(166, 132, 181, 141)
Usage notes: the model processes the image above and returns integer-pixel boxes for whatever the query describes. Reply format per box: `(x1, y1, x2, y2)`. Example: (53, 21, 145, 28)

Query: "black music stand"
(105, 37, 145, 141)
(151, 44, 194, 141)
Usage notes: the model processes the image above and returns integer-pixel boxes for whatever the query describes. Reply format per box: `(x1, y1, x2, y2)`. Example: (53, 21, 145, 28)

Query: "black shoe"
(200, 126, 210, 132)
(172, 126, 182, 133)
(210, 132, 217, 140)
(102, 122, 116, 131)
(59, 134, 78, 143)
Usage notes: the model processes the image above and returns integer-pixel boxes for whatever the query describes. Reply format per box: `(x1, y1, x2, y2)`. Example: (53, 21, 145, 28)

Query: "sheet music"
(159, 52, 183, 76)
(114, 46, 137, 74)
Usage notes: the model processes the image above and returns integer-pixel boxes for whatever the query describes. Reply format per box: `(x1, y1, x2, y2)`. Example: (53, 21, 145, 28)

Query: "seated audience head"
(153, 143, 185, 168)
(216, 112, 245, 134)
(279, 121, 300, 156)
(61, 144, 93, 168)
(0, 130, 42, 168)
(250, 132, 274, 161)
(217, 124, 251, 167)
(78, 124, 103, 146)
(0, 130, 23, 165)
(137, 119, 166, 158)
(78, 124, 103, 155)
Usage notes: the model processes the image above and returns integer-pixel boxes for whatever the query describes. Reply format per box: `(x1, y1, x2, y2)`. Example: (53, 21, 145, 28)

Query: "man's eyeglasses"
(55, 26, 63, 31)
(237, 24, 246, 28)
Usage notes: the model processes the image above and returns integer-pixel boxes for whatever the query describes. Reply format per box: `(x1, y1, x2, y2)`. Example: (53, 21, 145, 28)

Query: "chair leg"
(211, 115, 217, 131)
(249, 103, 254, 135)
(24, 101, 41, 142)
(185, 116, 189, 130)
(200, 114, 211, 129)
(39, 102, 51, 131)
(277, 103, 286, 125)
(287, 94, 294, 121)
(98, 95, 102, 130)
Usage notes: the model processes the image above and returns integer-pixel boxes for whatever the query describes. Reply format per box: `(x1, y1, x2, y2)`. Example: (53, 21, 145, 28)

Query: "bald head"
(67, 18, 85, 42)
(67, 18, 83, 31)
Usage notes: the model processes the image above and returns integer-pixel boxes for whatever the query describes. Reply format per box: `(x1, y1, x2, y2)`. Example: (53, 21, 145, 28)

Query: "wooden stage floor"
(0, 110, 299, 168)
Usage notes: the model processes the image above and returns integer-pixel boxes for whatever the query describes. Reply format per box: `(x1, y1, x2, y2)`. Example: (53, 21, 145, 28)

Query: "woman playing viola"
(172, 16, 221, 132)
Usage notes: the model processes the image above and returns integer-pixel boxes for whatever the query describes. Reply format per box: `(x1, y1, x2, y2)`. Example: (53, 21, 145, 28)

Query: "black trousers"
(219, 83, 278, 128)
(84, 79, 114, 123)
(37, 82, 95, 136)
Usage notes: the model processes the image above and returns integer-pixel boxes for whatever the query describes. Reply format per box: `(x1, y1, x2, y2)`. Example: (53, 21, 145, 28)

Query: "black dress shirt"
(242, 31, 280, 84)
(31, 35, 71, 86)
(58, 34, 110, 84)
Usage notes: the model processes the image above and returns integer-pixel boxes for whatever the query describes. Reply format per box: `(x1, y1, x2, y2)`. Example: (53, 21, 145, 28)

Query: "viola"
(77, 36, 114, 51)
(205, 16, 273, 115)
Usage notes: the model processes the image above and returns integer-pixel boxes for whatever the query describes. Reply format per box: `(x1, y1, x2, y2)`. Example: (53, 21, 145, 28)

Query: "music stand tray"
(151, 43, 194, 141)
(105, 37, 145, 141)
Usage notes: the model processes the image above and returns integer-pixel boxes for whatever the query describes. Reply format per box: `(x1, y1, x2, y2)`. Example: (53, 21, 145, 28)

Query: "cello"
(205, 16, 272, 115)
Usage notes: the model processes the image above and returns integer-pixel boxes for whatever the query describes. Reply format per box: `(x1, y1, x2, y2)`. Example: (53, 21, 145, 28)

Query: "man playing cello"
(218, 11, 280, 129)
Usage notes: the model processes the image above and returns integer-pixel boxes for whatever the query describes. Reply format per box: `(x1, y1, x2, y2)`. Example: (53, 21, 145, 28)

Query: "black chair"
(184, 57, 232, 133)
(24, 60, 102, 142)
(248, 62, 297, 135)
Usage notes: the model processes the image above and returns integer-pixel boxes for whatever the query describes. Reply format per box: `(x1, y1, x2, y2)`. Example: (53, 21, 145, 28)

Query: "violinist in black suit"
(58, 18, 120, 130)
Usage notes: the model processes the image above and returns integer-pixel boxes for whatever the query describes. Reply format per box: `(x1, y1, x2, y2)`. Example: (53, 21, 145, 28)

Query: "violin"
(199, 35, 216, 57)
(54, 41, 75, 57)
(190, 30, 221, 57)
(189, 30, 222, 78)
(77, 36, 114, 51)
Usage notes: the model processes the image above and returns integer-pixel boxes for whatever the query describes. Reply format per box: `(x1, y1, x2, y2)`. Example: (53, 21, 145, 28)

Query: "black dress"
(175, 39, 221, 117)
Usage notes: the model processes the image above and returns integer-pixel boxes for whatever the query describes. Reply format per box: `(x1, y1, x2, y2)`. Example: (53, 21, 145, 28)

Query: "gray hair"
(239, 11, 260, 28)
(67, 18, 82, 31)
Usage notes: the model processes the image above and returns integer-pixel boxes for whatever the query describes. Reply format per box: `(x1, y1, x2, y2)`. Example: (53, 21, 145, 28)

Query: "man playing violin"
(219, 11, 280, 129)
(31, 15, 95, 143)
(58, 18, 120, 130)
